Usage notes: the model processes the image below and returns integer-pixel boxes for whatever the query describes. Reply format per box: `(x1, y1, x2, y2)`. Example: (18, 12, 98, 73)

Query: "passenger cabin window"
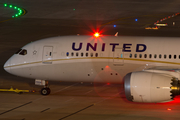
(91, 53, 93, 57)
(81, 53, 83, 57)
(95, 53, 98, 57)
(144, 54, 147, 58)
(76, 52, 78, 56)
(129, 54, 132, 58)
(164, 54, 166, 59)
(149, 54, 152, 58)
(169, 55, 171, 59)
(71, 52, 74, 56)
(159, 54, 161, 59)
(174, 55, 176, 59)
(19, 49, 27, 55)
(66, 52, 69, 56)
(154, 54, 157, 58)
(139, 54, 142, 58)
(86, 53, 88, 57)
(134, 54, 137, 58)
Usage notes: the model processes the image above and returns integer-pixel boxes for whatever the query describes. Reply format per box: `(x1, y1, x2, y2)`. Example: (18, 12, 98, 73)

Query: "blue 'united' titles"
(72, 43, 147, 52)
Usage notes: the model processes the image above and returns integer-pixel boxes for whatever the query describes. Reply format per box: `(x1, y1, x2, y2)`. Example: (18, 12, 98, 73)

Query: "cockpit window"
(15, 49, 22, 54)
(19, 49, 27, 55)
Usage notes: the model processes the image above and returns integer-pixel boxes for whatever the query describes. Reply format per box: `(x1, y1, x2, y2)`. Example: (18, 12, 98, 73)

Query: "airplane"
(3, 33, 180, 103)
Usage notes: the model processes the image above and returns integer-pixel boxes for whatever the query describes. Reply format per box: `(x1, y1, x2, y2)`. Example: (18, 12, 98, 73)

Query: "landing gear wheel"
(41, 88, 51, 95)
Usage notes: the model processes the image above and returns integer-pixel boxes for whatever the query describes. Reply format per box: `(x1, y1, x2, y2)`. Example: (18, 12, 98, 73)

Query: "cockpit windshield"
(19, 49, 27, 55)
(15, 49, 27, 55)
(15, 49, 22, 54)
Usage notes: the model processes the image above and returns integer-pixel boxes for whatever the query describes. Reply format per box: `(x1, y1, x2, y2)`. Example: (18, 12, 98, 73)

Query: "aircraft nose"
(4, 58, 11, 73)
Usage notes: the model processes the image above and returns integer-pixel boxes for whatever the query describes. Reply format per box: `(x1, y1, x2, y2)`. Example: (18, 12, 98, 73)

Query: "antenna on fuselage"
(115, 32, 118, 36)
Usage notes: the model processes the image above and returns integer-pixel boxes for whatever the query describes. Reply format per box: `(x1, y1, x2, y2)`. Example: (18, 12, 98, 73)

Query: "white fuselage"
(4, 35, 180, 83)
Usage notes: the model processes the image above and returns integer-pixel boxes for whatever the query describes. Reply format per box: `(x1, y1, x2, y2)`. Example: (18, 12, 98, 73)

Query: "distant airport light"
(114, 25, 116, 27)
(3, 3, 24, 18)
(135, 19, 138, 21)
(173, 22, 175, 26)
(155, 23, 168, 26)
(73, 9, 75, 11)
(94, 32, 100, 38)
(145, 27, 158, 30)
(107, 83, 110, 85)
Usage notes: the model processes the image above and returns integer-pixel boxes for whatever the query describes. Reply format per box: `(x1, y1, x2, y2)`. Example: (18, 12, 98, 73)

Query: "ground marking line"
(0, 101, 32, 115)
(59, 104, 94, 120)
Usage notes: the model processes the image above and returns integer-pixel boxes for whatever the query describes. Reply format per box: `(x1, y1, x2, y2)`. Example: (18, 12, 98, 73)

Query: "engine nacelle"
(124, 71, 180, 103)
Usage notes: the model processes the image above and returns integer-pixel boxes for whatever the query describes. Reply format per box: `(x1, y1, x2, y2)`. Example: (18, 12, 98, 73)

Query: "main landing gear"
(35, 79, 51, 95)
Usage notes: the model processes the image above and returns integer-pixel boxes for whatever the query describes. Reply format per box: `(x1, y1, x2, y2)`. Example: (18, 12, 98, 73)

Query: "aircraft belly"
(9, 59, 180, 83)
(28, 61, 149, 83)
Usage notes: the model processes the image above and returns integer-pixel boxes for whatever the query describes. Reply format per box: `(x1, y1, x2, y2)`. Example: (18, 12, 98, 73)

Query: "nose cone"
(4, 58, 11, 73)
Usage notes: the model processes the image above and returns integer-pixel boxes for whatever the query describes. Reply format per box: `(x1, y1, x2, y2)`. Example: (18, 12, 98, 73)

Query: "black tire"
(41, 88, 51, 95)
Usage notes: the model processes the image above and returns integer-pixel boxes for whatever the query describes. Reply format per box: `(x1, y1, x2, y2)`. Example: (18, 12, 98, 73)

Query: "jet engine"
(124, 71, 180, 103)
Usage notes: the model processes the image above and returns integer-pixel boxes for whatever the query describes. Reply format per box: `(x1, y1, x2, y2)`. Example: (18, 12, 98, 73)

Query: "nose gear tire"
(41, 88, 51, 95)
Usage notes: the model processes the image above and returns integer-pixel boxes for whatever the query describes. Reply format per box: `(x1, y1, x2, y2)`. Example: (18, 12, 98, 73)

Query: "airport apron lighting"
(3, 3, 24, 18)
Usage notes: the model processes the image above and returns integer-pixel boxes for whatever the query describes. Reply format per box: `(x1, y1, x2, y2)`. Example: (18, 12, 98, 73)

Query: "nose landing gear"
(41, 81, 51, 95)
(35, 79, 51, 95)
(41, 87, 51, 95)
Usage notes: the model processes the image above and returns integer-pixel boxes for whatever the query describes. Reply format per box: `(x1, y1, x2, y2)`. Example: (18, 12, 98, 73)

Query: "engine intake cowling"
(124, 71, 180, 103)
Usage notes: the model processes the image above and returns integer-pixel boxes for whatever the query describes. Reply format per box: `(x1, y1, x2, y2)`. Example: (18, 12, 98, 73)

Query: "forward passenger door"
(42, 46, 53, 64)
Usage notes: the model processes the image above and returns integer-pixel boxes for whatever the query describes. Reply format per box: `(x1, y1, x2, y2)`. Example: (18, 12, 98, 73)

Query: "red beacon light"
(167, 108, 172, 111)
(94, 32, 100, 38)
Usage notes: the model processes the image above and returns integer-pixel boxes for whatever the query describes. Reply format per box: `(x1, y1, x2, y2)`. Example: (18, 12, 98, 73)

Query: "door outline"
(113, 47, 124, 66)
(42, 46, 53, 64)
